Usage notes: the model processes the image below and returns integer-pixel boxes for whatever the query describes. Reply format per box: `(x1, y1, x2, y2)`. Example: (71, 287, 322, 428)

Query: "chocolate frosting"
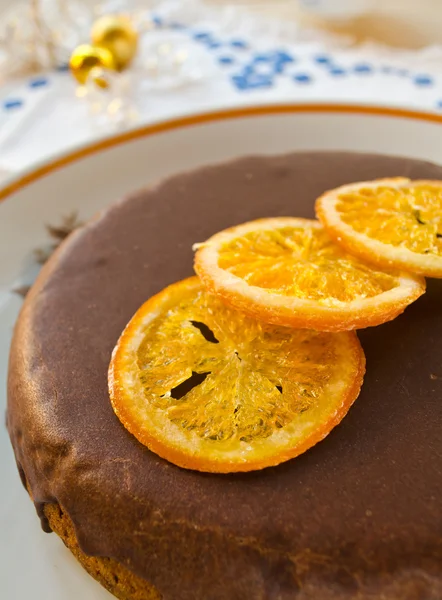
(7, 152, 442, 600)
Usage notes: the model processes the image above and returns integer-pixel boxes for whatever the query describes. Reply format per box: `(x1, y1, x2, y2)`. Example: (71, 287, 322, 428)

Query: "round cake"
(7, 152, 442, 600)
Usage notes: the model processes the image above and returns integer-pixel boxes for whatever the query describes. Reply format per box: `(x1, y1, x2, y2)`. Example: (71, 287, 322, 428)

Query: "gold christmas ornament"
(69, 44, 116, 85)
(91, 15, 138, 71)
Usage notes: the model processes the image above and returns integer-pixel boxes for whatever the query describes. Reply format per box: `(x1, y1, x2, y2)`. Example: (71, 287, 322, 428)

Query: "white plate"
(1, 104, 442, 600)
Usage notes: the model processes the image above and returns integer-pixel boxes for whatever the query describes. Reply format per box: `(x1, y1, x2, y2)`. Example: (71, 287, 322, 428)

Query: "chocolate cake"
(7, 152, 442, 600)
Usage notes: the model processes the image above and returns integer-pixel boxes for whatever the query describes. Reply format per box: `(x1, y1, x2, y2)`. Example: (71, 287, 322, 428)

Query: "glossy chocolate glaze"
(7, 152, 442, 599)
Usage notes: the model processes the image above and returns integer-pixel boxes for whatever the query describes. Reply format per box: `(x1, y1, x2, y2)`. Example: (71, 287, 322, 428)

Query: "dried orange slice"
(109, 277, 365, 473)
(316, 178, 442, 278)
(194, 218, 424, 332)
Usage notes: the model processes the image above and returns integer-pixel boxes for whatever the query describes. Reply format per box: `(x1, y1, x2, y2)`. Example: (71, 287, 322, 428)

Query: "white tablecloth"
(1, 0, 442, 182)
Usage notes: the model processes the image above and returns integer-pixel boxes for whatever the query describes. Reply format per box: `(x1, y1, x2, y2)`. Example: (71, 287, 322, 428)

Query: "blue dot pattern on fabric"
(18, 18, 439, 104)
(414, 74, 434, 87)
(293, 73, 312, 83)
(314, 54, 331, 65)
(231, 39, 248, 50)
(329, 67, 346, 76)
(3, 98, 23, 110)
(232, 73, 273, 91)
(29, 77, 49, 88)
(231, 51, 295, 91)
(354, 63, 373, 74)
(254, 51, 295, 71)
(193, 31, 222, 49)
(193, 31, 211, 41)
(219, 56, 235, 65)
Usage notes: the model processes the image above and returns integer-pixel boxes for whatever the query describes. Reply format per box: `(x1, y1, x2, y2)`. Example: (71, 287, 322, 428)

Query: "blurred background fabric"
(1, 0, 442, 183)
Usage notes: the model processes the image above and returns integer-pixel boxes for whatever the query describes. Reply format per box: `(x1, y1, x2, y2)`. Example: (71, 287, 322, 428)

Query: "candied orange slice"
(109, 277, 365, 473)
(316, 178, 442, 278)
(194, 218, 424, 332)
